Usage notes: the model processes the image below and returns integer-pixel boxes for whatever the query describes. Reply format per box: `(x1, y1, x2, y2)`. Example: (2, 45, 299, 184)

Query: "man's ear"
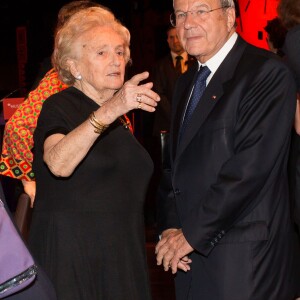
(226, 7, 236, 32)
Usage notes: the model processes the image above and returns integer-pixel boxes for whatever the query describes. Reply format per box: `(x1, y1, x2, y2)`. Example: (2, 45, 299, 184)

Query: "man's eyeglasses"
(170, 6, 230, 27)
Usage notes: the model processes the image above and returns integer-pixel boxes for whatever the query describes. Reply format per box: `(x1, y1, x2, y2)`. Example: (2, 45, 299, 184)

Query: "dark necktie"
(180, 65, 211, 138)
(175, 55, 183, 73)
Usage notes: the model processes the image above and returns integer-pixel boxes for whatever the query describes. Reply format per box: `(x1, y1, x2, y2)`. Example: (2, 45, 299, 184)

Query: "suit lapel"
(167, 53, 174, 69)
(172, 65, 198, 160)
(174, 37, 247, 161)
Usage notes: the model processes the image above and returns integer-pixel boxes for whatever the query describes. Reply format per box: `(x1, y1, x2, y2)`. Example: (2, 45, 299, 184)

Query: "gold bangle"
(89, 112, 109, 134)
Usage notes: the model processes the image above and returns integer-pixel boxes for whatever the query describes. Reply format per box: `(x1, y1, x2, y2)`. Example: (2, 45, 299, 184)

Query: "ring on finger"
(137, 102, 142, 109)
(136, 93, 142, 103)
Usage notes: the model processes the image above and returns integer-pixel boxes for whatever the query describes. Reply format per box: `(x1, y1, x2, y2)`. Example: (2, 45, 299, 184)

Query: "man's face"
(173, 0, 235, 62)
(167, 28, 184, 54)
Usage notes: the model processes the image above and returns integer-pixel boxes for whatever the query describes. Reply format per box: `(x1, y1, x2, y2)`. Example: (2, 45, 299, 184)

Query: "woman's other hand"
(21, 180, 36, 207)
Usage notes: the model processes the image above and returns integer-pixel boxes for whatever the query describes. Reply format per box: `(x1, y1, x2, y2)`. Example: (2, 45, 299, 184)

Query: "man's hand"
(155, 228, 193, 274)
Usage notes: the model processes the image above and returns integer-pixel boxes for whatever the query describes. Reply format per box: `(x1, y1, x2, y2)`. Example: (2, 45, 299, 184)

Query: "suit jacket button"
(174, 189, 181, 195)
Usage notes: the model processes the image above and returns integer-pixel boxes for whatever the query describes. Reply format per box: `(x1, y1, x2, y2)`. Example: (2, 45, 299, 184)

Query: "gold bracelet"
(89, 112, 109, 134)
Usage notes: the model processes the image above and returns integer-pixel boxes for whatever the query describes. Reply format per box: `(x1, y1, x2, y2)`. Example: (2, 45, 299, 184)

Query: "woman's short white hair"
(52, 6, 131, 85)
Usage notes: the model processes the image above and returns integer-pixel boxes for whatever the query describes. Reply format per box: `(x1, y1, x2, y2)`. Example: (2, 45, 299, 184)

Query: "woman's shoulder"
(43, 87, 84, 109)
(43, 86, 72, 101)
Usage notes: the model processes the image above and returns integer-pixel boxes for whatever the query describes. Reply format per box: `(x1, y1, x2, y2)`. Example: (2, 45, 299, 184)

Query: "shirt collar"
(171, 51, 188, 62)
(198, 32, 238, 76)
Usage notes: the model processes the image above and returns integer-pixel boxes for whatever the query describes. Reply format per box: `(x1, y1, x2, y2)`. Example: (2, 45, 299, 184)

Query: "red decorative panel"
(236, 0, 280, 49)
(3, 98, 24, 120)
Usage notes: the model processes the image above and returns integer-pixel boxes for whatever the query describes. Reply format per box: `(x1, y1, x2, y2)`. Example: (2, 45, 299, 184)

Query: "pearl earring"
(76, 74, 82, 80)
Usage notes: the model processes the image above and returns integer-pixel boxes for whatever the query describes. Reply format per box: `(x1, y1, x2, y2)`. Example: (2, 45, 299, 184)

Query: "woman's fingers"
(120, 72, 160, 111)
(127, 71, 150, 85)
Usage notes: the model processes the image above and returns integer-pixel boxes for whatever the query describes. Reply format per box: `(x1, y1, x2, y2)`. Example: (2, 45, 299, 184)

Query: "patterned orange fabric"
(0, 68, 68, 180)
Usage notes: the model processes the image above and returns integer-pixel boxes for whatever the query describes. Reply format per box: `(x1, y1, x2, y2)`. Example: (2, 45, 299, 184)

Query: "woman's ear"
(67, 59, 81, 79)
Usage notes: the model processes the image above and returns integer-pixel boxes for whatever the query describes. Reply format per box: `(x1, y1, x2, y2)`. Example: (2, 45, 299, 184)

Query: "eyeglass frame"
(170, 6, 230, 27)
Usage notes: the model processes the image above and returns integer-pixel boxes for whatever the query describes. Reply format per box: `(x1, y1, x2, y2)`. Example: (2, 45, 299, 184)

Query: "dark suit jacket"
(157, 36, 299, 299)
(152, 53, 196, 136)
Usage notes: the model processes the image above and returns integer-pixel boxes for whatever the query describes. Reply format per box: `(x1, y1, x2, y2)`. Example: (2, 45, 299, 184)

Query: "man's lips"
(186, 35, 203, 41)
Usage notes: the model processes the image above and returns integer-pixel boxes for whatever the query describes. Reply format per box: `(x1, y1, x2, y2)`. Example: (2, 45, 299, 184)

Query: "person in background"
(278, 0, 300, 93)
(155, 0, 299, 299)
(278, 0, 300, 230)
(0, 1, 103, 207)
(278, 1, 300, 299)
(152, 25, 195, 137)
(28, 6, 159, 300)
(264, 17, 287, 57)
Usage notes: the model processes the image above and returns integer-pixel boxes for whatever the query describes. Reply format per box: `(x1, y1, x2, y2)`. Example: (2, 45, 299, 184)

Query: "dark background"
(0, 0, 278, 220)
(0, 0, 175, 214)
(0, 0, 174, 99)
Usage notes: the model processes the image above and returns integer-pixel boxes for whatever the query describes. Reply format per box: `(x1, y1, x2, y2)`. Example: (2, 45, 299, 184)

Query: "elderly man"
(155, 0, 300, 299)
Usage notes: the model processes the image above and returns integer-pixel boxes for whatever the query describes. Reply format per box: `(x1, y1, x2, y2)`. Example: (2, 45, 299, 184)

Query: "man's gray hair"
(221, 0, 235, 8)
(173, 0, 235, 8)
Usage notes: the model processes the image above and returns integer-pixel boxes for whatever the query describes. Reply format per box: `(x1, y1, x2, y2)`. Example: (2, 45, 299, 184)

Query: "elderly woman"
(28, 6, 160, 300)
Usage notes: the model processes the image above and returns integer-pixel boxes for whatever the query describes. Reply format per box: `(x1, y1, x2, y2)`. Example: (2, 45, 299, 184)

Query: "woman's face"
(73, 26, 126, 94)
